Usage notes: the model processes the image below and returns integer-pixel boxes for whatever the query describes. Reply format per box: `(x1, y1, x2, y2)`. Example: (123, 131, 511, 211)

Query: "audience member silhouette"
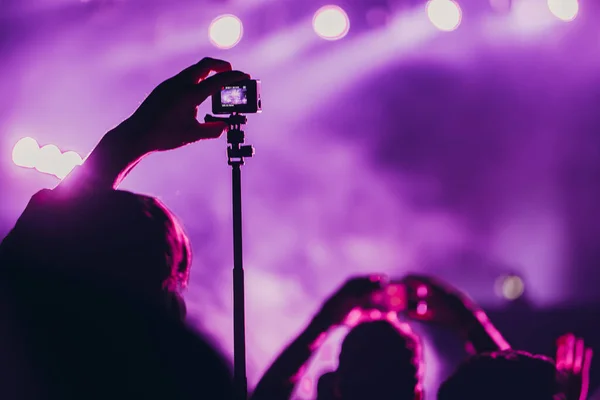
(334, 319, 422, 400)
(0, 57, 249, 400)
(252, 276, 423, 400)
(438, 350, 561, 400)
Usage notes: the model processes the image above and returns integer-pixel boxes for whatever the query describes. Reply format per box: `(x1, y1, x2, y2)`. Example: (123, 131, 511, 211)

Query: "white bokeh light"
(55, 151, 84, 179)
(426, 0, 462, 32)
(12, 137, 39, 168)
(495, 275, 525, 300)
(547, 0, 579, 22)
(312, 5, 350, 40)
(36, 144, 62, 175)
(208, 14, 244, 49)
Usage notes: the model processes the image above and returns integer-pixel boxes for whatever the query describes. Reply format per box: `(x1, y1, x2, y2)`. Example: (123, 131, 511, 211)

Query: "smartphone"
(369, 283, 408, 312)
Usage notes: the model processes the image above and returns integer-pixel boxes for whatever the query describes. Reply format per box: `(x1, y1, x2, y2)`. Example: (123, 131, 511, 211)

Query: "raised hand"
(399, 274, 510, 352)
(314, 276, 385, 328)
(128, 57, 249, 153)
(400, 274, 480, 328)
(556, 333, 593, 400)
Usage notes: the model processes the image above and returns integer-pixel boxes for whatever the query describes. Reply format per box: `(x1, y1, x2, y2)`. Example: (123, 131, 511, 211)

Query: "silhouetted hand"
(127, 57, 249, 153)
(400, 274, 481, 331)
(556, 334, 593, 400)
(314, 276, 385, 328)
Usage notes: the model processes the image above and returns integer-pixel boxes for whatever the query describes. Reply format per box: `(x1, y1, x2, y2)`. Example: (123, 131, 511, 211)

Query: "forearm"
(58, 119, 148, 192)
(463, 310, 511, 354)
(251, 318, 329, 400)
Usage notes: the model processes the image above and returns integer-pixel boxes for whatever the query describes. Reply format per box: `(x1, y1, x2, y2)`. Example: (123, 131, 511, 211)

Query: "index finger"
(177, 57, 233, 83)
(192, 70, 250, 104)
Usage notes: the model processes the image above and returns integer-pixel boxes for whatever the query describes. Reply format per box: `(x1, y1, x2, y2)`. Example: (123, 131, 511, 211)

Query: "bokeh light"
(426, 0, 462, 32)
(12, 137, 39, 168)
(547, 0, 579, 22)
(495, 275, 525, 300)
(55, 150, 84, 179)
(208, 14, 244, 49)
(312, 5, 350, 40)
(36, 144, 62, 175)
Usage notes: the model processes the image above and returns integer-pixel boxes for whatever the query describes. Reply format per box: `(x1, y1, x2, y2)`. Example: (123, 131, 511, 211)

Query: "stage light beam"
(426, 0, 462, 32)
(208, 14, 244, 49)
(547, 0, 579, 22)
(313, 5, 350, 40)
(12, 137, 40, 168)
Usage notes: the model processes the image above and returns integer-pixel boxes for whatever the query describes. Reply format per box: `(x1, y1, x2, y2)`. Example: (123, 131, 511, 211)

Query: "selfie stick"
(205, 113, 253, 400)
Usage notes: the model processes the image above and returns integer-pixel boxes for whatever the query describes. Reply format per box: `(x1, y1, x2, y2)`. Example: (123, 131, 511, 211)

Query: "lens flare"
(547, 0, 579, 22)
(313, 5, 350, 40)
(426, 0, 462, 32)
(12, 137, 39, 168)
(208, 14, 243, 49)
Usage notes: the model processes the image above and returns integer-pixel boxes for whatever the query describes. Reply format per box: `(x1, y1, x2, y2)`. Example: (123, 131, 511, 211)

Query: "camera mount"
(205, 113, 253, 400)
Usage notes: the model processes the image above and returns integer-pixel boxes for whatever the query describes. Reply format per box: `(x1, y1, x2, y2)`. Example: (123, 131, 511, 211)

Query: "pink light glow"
(208, 14, 243, 49)
(12, 137, 40, 168)
(426, 0, 462, 32)
(416, 301, 428, 315)
(312, 5, 350, 41)
(547, 0, 579, 22)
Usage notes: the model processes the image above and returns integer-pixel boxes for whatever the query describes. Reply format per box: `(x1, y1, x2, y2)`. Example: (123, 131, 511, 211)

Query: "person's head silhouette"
(438, 350, 561, 400)
(1, 190, 191, 318)
(319, 319, 422, 400)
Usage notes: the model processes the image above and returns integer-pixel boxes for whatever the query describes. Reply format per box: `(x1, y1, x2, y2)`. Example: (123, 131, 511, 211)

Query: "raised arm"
(58, 57, 248, 192)
(401, 274, 510, 354)
(251, 276, 383, 400)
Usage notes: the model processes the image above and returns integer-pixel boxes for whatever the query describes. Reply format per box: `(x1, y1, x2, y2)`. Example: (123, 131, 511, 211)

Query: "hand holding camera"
(127, 57, 249, 155)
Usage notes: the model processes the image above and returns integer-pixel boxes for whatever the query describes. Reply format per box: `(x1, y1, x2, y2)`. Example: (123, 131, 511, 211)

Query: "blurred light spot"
(55, 151, 84, 179)
(386, 311, 397, 321)
(426, 0, 462, 32)
(208, 14, 243, 49)
(12, 137, 39, 168)
(416, 301, 428, 315)
(490, 0, 512, 13)
(389, 296, 402, 308)
(313, 5, 350, 40)
(345, 308, 363, 327)
(495, 275, 525, 300)
(386, 285, 399, 295)
(416, 285, 428, 297)
(369, 310, 382, 320)
(547, 0, 579, 22)
(36, 145, 62, 175)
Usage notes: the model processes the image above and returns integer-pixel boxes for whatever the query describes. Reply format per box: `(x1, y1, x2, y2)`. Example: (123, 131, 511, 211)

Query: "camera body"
(212, 79, 262, 115)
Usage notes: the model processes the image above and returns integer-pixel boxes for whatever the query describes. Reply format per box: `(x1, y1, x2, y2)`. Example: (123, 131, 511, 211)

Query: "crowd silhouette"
(0, 57, 593, 400)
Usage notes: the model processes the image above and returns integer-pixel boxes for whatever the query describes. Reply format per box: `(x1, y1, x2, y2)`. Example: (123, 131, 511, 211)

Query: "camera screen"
(221, 86, 248, 106)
